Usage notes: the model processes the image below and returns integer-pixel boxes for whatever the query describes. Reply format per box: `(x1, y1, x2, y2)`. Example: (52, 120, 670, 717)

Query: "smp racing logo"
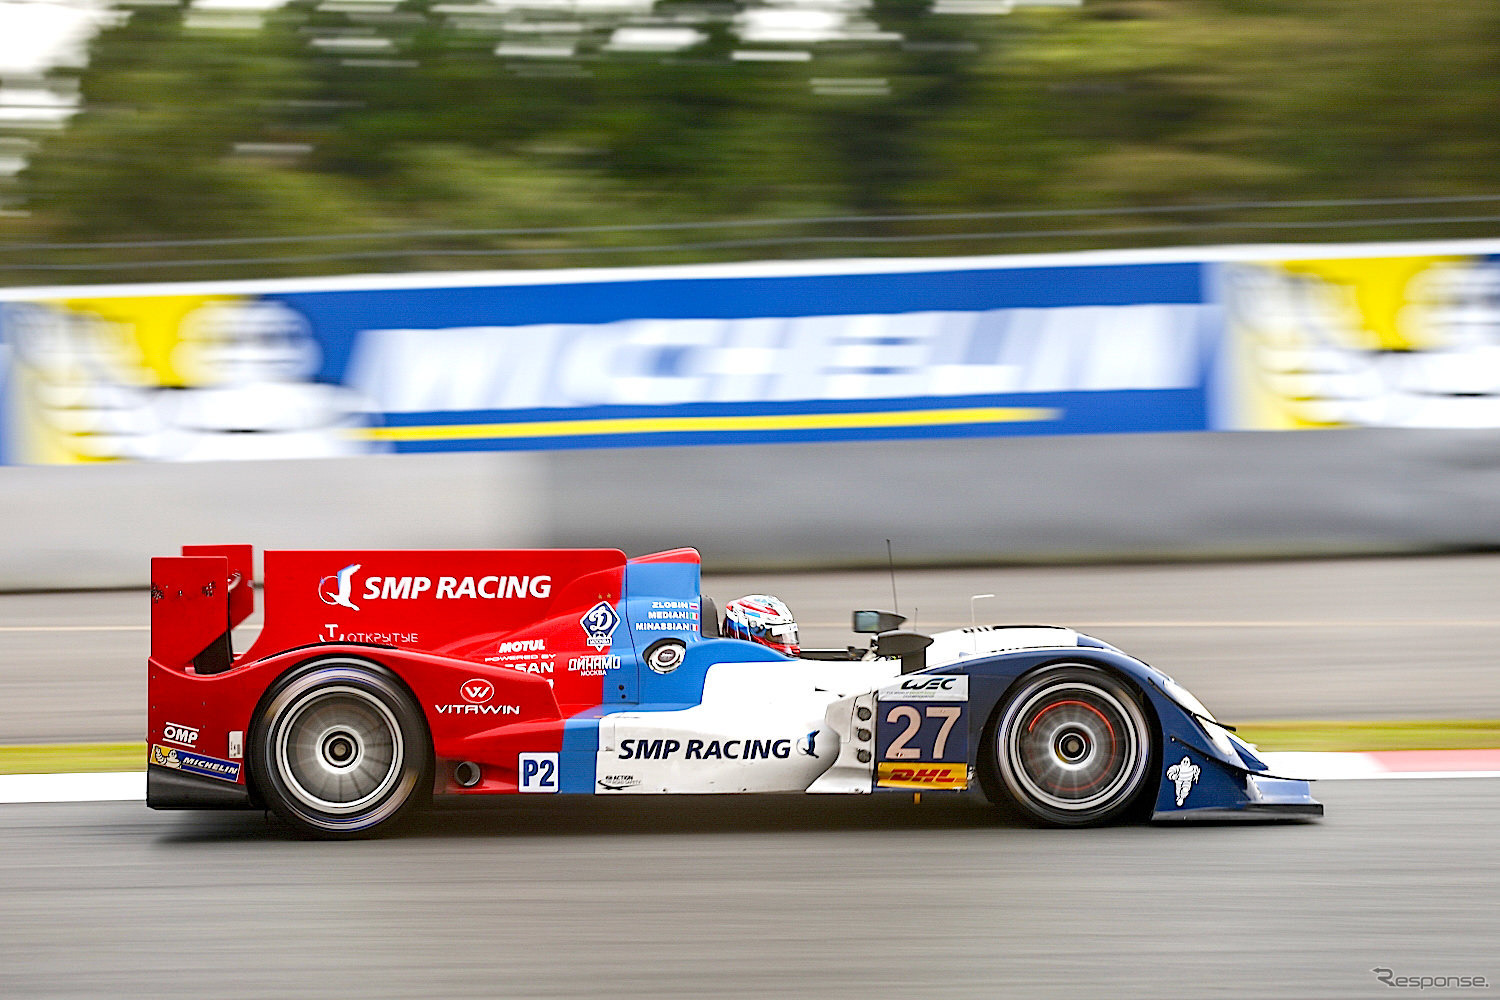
(319, 563, 362, 612)
(619, 738, 792, 760)
(318, 564, 553, 608)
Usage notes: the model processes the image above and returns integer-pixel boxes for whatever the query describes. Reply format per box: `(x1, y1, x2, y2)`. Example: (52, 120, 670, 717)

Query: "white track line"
(0, 772, 144, 803)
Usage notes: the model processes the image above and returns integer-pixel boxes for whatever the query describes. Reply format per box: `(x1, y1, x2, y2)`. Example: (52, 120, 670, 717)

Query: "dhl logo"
(877, 762, 968, 790)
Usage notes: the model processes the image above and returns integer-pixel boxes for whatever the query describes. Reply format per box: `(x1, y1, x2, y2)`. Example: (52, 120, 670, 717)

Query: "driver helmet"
(722, 595, 800, 657)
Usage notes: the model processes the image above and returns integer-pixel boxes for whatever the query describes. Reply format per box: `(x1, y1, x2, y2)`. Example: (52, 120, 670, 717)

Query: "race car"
(146, 545, 1322, 837)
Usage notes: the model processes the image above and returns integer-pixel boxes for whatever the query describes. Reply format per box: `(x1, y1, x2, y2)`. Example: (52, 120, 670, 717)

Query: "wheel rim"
(1003, 677, 1146, 814)
(273, 684, 405, 815)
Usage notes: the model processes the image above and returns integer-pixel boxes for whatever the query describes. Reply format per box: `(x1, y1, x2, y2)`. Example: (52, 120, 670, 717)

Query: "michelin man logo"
(1166, 756, 1201, 807)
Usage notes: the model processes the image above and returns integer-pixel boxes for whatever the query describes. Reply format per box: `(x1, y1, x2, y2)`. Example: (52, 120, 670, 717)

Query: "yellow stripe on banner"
(360, 406, 1060, 443)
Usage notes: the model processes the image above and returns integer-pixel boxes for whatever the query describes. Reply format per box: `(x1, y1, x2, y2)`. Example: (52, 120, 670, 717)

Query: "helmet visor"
(765, 621, 799, 647)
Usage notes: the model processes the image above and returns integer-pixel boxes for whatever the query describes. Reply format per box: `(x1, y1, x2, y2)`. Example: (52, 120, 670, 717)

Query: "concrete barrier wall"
(6, 427, 1500, 589)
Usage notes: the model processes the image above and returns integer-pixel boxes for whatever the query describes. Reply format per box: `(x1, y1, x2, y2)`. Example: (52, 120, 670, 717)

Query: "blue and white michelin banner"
(5, 241, 1497, 465)
(0, 255, 1216, 463)
(326, 260, 1214, 452)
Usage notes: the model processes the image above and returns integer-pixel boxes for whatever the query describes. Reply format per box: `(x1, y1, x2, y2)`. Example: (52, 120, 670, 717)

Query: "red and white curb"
(0, 749, 1498, 804)
(1260, 748, 1500, 781)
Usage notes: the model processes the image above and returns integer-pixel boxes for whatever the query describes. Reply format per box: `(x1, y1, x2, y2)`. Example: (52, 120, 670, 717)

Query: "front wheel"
(251, 659, 430, 838)
(989, 665, 1154, 827)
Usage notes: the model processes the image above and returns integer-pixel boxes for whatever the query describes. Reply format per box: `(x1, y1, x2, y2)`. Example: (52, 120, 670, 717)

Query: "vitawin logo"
(461, 678, 494, 703)
(434, 679, 521, 716)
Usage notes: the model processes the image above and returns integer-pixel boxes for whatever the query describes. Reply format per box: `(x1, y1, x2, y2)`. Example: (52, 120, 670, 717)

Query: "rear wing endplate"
(151, 545, 254, 674)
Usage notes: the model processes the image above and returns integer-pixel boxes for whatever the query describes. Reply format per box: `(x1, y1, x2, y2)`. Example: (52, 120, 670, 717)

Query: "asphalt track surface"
(5, 554, 1500, 743)
(1, 781, 1496, 1000)
(3, 556, 1500, 998)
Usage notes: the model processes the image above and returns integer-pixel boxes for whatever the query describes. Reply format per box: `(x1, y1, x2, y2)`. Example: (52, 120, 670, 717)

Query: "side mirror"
(875, 629, 933, 674)
(852, 609, 907, 634)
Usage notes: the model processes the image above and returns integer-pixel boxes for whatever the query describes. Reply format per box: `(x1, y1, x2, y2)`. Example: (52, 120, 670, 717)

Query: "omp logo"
(877, 762, 968, 789)
(461, 679, 495, 704)
(318, 563, 362, 612)
(162, 723, 199, 747)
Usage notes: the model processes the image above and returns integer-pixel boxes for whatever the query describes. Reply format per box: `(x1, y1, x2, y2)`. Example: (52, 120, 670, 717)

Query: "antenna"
(886, 539, 899, 614)
(970, 593, 996, 626)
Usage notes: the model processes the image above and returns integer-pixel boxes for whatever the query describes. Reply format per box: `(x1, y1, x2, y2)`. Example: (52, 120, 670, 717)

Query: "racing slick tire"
(251, 658, 430, 839)
(986, 664, 1155, 827)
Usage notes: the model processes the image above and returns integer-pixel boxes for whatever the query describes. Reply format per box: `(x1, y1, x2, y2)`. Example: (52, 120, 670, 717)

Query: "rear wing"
(150, 545, 254, 674)
(153, 545, 632, 672)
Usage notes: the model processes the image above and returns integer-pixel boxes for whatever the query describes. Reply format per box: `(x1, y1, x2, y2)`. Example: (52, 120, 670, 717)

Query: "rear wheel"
(990, 665, 1154, 827)
(251, 659, 429, 838)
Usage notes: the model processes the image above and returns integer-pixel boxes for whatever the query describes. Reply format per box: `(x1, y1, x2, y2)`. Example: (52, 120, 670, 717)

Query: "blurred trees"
(5, 0, 1500, 282)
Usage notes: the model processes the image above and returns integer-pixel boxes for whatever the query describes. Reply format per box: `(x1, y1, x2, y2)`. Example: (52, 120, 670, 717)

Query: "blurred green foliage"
(5, 0, 1500, 281)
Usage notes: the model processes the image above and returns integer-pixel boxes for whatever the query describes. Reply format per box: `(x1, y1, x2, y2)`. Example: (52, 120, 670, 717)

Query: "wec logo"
(900, 677, 959, 692)
(883, 674, 969, 702)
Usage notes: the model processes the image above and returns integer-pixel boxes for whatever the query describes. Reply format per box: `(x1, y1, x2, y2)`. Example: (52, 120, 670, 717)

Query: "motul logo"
(461, 679, 494, 703)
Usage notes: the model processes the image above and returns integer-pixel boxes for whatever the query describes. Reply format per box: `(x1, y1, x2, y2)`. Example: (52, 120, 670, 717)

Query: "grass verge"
(0, 743, 146, 774)
(3, 721, 1500, 773)
(1231, 720, 1500, 753)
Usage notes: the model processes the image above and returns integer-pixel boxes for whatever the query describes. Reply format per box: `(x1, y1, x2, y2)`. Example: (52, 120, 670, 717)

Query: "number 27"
(885, 705, 962, 760)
